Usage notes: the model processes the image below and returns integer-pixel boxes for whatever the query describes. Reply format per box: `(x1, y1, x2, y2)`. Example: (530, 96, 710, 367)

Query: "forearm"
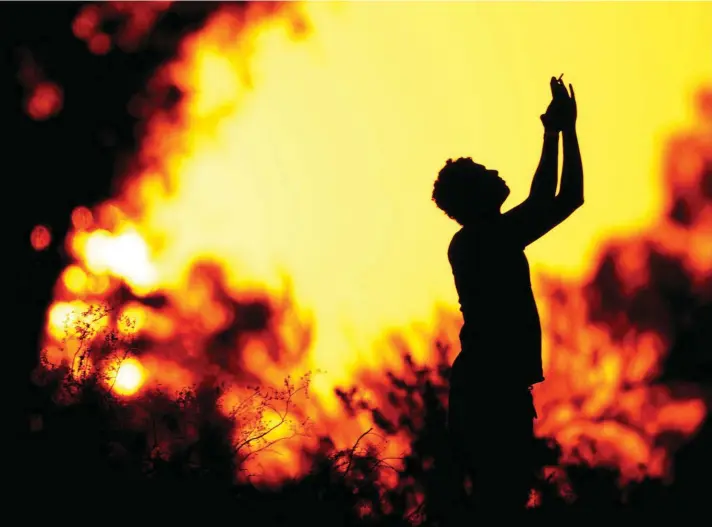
(558, 127, 584, 205)
(529, 129, 559, 199)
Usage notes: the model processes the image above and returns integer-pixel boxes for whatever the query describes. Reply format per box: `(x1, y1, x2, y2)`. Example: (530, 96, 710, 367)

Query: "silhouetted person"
(431, 77, 583, 520)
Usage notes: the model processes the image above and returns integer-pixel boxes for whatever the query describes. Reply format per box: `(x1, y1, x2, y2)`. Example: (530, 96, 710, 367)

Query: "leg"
(450, 385, 536, 518)
(471, 387, 537, 516)
(445, 355, 478, 522)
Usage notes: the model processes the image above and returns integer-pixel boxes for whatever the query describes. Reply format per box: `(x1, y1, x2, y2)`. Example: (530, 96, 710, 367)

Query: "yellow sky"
(122, 1, 711, 390)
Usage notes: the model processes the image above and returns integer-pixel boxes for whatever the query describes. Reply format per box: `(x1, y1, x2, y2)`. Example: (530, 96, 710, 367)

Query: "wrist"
(562, 124, 577, 135)
(544, 128, 559, 138)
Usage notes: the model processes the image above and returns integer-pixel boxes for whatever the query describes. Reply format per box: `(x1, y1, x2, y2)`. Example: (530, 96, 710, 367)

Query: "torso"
(448, 221, 544, 386)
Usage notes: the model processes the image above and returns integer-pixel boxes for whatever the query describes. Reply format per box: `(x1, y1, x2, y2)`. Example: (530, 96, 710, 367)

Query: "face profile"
(480, 167, 511, 208)
(432, 157, 512, 225)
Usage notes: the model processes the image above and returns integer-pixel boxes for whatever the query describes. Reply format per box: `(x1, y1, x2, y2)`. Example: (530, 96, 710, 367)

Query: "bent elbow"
(526, 192, 557, 208)
(569, 198, 584, 213)
(557, 194, 584, 214)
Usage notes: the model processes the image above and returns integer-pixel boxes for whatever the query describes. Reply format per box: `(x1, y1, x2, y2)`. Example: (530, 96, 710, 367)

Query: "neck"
(480, 209, 501, 219)
(463, 209, 501, 226)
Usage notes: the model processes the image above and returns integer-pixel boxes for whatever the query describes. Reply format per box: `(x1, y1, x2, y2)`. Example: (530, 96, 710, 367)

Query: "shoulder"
(448, 227, 473, 260)
(448, 229, 461, 259)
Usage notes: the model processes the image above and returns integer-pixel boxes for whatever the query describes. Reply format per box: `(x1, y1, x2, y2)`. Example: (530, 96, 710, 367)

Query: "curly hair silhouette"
(432, 157, 510, 225)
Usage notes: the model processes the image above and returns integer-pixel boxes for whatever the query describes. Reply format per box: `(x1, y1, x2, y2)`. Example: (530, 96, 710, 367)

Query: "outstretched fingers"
(559, 79, 570, 100)
(549, 77, 567, 102)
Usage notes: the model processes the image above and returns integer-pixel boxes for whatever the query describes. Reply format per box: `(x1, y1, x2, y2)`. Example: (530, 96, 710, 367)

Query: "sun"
(109, 357, 145, 396)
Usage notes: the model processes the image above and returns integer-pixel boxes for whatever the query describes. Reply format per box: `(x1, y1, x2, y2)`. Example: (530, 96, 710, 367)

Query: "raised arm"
(503, 80, 584, 248)
(558, 106, 583, 207)
(528, 129, 560, 202)
(528, 77, 563, 202)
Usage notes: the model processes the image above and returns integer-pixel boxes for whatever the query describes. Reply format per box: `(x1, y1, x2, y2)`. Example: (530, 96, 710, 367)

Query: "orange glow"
(71, 206, 94, 231)
(89, 34, 111, 55)
(106, 356, 145, 396)
(26, 82, 63, 121)
(72, 4, 98, 40)
(533, 286, 707, 482)
(18, 51, 64, 121)
(118, 303, 147, 335)
(76, 227, 158, 294)
(72, 2, 173, 54)
(31, 224, 51, 251)
(46, 300, 110, 341)
(61, 265, 88, 294)
(39, 1, 711, 488)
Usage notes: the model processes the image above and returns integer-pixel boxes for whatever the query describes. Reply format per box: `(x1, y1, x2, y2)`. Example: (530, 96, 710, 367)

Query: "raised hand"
(552, 74, 569, 103)
(561, 82, 577, 131)
(540, 76, 562, 131)
(541, 75, 577, 132)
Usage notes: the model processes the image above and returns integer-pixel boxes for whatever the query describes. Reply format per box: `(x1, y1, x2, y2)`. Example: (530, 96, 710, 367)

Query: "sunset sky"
(28, 0, 712, 484)
(128, 0, 710, 384)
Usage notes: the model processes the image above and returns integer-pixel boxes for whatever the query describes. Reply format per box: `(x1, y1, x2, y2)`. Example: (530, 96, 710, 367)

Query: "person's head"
(431, 157, 510, 225)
